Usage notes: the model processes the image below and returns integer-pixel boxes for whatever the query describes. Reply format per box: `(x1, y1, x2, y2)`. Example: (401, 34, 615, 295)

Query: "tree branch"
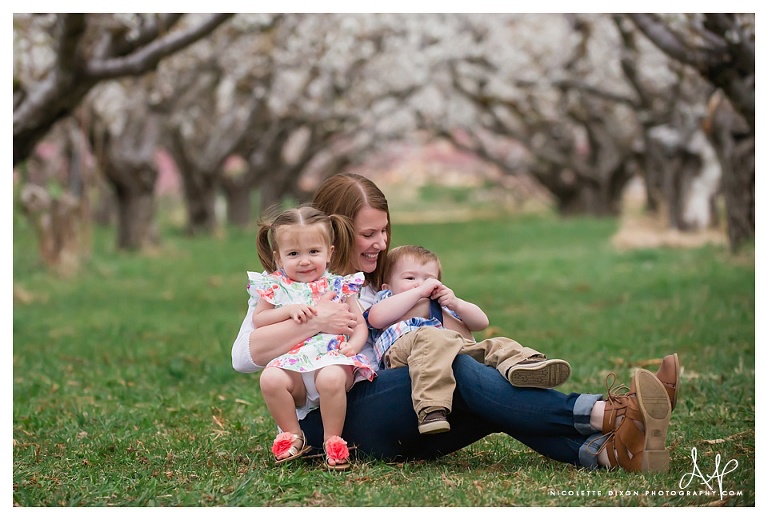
(627, 14, 724, 70)
(86, 14, 233, 79)
(109, 14, 185, 57)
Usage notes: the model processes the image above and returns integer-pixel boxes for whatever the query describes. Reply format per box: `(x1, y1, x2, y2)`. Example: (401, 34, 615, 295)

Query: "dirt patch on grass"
(611, 212, 727, 250)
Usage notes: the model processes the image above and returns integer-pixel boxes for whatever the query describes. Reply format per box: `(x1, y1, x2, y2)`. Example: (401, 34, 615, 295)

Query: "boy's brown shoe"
(507, 358, 571, 388)
(418, 409, 450, 434)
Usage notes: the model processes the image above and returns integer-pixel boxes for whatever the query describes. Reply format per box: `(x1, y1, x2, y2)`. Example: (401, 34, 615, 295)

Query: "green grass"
(13, 211, 755, 506)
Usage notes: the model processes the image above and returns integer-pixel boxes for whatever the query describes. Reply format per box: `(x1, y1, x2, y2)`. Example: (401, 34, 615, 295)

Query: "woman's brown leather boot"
(629, 353, 680, 411)
(599, 368, 672, 472)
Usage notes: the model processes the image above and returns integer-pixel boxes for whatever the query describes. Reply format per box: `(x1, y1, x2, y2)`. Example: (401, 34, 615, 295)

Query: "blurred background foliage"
(12, 13, 754, 276)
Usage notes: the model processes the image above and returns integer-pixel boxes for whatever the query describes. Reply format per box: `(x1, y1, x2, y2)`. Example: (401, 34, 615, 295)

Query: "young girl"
(248, 206, 376, 470)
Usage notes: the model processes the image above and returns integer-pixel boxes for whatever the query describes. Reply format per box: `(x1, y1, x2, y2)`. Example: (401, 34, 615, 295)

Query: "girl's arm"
(366, 278, 443, 330)
(251, 299, 287, 328)
(248, 291, 358, 366)
(252, 300, 316, 328)
(339, 303, 370, 356)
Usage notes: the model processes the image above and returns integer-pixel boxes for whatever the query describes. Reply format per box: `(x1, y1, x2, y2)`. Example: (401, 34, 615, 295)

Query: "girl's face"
(274, 224, 333, 283)
(352, 206, 388, 274)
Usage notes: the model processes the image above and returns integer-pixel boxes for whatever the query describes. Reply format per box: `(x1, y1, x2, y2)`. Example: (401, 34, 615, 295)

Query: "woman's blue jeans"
(299, 354, 604, 467)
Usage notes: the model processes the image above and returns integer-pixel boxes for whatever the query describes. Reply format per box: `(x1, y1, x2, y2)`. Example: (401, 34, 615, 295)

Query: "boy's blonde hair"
(384, 245, 443, 283)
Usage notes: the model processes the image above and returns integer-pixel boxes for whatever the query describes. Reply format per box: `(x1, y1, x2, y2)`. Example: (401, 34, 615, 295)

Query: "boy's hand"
(418, 278, 443, 299)
(433, 284, 459, 310)
(288, 304, 317, 324)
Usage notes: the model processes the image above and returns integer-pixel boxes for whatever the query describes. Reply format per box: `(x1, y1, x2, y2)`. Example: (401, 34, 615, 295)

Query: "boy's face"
(383, 257, 440, 295)
(274, 224, 333, 283)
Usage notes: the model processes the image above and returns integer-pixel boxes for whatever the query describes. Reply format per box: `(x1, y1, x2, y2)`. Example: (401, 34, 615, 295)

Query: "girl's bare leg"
(315, 365, 354, 466)
(260, 367, 306, 459)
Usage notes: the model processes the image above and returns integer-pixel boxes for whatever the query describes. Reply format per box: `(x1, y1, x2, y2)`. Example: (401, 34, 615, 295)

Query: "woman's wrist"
(248, 319, 322, 365)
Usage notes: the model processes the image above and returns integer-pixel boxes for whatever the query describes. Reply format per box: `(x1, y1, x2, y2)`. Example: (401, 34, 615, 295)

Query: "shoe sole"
(629, 353, 680, 411)
(274, 444, 311, 464)
(325, 461, 351, 471)
(418, 420, 451, 434)
(507, 359, 572, 388)
(634, 368, 672, 473)
(663, 353, 680, 411)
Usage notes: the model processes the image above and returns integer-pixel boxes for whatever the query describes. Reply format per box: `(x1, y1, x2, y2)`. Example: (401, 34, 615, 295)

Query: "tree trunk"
(20, 184, 82, 275)
(95, 113, 161, 251)
(258, 180, 284, 215)
(704, 93, 754, 251)
(114, 186, 158, 250)
(181, 171, 218, 236)
(92, 178, 116, 226)
(221, 177, 253, 228)
(553, 182, 620, 217)
(723, 135, 755, 250)
(643, 125, 721, 231)
(660, 151, 698, 231)
(104, 162, 159, 251)
(17, 119, 96, 274)
(535, 162, 628, 218)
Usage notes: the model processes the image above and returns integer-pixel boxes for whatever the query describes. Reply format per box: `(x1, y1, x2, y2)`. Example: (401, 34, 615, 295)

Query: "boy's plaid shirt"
(366, 289, 459, 367)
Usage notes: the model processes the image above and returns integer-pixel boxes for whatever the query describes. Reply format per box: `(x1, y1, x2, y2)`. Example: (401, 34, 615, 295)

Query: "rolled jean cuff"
(579, 433, 606, 469)
(573, 393, 602, 435)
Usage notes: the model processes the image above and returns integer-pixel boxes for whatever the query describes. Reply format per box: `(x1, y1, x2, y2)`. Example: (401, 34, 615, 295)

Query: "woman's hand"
(313, 291, 358, 336)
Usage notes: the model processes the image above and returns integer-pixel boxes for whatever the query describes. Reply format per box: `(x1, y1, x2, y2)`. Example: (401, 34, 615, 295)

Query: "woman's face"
(352, 206, 388, 274)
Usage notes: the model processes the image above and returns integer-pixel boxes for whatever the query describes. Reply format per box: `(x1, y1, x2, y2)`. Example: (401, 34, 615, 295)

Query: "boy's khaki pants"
(383, 326, 542, 420)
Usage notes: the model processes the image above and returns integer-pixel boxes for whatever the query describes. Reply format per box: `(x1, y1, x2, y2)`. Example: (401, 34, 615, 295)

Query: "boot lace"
(586, 373, 631, 456)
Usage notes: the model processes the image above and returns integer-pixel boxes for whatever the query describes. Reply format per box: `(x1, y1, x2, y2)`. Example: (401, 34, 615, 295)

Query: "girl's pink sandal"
(271, 431, 311, 464)
(323, 435, 351, 471)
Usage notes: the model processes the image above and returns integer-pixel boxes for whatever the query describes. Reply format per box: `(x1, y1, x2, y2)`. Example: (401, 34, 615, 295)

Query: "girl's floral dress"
(247, 270, 376, 383)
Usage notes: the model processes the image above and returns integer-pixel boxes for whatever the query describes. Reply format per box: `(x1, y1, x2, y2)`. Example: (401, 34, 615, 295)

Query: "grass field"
(12, 206, 755, 507)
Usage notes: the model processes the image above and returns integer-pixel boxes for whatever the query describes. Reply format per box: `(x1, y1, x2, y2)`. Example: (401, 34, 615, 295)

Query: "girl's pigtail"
(256, 223, 277, 272)
(328, 214, 356, 275)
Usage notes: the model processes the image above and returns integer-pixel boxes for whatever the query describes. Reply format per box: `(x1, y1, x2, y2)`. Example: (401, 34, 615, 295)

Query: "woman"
(232, 173, 680, 472)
